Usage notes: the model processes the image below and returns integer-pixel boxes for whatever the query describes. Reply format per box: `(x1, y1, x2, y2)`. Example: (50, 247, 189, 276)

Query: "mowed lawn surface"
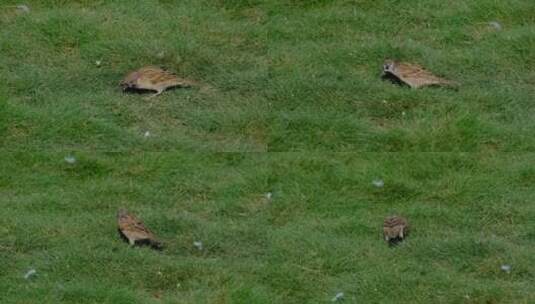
(0, 0, 533, 151)
(1, 153, 535, 303)
(1, 1, 268, 151)
(267, 0, 535, 151)
(1, 1, 535, 304)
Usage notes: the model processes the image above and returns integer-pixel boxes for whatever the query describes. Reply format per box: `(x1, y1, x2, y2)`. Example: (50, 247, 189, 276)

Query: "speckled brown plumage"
(117, 209, 162, 250)
(382, 60, 456, 89)
(120, 66, 193, 98)
(383, 215, 409, 244)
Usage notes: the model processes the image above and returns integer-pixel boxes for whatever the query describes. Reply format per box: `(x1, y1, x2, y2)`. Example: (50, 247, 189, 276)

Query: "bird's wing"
(134, 67, 185, 90)
(119, 215, 154, 239)
(396, 63, 452, 88)
(384, 216, 407, 228)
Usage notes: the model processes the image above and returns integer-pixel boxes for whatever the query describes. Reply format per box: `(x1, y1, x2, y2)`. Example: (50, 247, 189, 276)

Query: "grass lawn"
(1, 1, 534, 303)
(2, 153, 534, 303)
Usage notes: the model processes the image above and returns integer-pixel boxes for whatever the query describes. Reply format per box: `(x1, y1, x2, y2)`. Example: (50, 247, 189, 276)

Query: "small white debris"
(489, 21, 502, 31)
(143, 131, 151, 138)
(401, 111, 406, 116)
(24, 269, 36, 279)
(382, 100, 387, 104)
(331, 292, 344, 302)
(64, 155, 76, 164)
(265, 192, 272, 200)
(16, 4, 30, 13)
(193, 241, 203, 251)
(95, 60, 102, 67)
(156, 51, 165, 59)
(501, 264, 511, 273)
(372, 179, 384, 188)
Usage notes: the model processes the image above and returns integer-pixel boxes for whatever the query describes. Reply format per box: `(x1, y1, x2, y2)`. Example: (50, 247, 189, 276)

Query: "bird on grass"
(382, 60, 457, 89)
(117, 209, 162, 250)
(120, 66, 194, 98)
(383, 215, 409, 246)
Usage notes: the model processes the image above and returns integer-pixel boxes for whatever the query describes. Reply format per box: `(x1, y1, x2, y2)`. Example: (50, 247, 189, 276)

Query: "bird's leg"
(149, 89, 164, 99)
(142, 90, 163, 101)
(129, 238, 136, 246)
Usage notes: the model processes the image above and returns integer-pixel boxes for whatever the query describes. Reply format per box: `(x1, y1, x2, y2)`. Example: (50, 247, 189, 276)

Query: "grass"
(1, 1, 534, 303)
(1, 153, 534, 303)
(1, 0, 534, 151)
(266, 0, 535, 151)
(1, 0, 268, 151)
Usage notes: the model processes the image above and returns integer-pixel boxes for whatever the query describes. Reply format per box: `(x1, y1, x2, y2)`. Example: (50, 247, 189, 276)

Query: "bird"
(120, 66, 193, 98)
(383, 215, 409, 245)
(382, 60, 456, 89)
(117, 209, 162, 250)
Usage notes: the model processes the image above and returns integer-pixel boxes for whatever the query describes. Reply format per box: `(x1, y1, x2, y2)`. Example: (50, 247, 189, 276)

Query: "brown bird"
(120, 66, 193, 98)
(117, 209, 162, 250)
(382, 60, 456, 89)
(383, 215, 409, 244)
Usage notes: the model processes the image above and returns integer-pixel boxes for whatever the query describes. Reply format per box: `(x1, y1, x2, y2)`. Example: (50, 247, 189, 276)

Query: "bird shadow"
(387, 237, 406, 247)
(121, 85, 193, 96)
(122, 87, 156, 95)
(381, 72, 408, 87)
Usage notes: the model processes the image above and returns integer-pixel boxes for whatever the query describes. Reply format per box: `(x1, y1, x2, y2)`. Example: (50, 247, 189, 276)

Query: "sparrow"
(382, 60, 456, 89)
(383, 215, 409, 245)
(120, 66, 193, 98)
(117, 209, 162, 250)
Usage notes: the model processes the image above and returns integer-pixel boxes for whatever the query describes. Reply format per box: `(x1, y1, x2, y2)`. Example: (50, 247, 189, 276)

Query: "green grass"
(266, 0, 535, 151)
(1, 153, 534, 303)
(1, 0, 534, 151)
(1, 1, 535, 303)
(1, 0, 268, 151)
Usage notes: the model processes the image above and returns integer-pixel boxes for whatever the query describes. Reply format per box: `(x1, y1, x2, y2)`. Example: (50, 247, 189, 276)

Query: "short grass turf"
(1, 1, 268, 151)
(0, 0, 534, 151)
(266, 0, 535, 151)
(1, 1, 535, 304)
(1, 153, 535, 303)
